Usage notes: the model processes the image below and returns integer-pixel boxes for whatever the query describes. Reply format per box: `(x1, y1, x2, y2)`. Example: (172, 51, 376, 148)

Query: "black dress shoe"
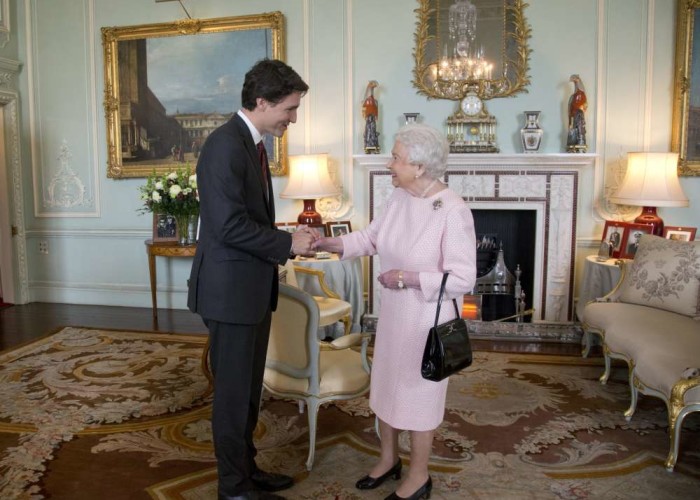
(355, 459, 402, 490)
(251, 470, 294, 492)
(220, 491, 286, 500)
(384, 476, 432, 500)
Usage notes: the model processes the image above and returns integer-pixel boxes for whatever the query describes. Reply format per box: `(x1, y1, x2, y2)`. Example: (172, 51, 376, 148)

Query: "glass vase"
(175, 214, 190, 245)
(187, 214, 199, 244)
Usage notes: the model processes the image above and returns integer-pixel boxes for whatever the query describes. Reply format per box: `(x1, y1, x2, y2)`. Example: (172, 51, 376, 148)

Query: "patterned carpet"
(0, 327, 698, 499)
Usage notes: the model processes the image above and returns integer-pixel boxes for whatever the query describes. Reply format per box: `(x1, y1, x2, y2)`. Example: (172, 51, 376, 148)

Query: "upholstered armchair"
(264, 283, 371, 470)
(282, 259, 352, 337)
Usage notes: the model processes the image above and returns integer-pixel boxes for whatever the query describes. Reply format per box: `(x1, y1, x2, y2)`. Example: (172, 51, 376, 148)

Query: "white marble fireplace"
(356, 153, 596, 328)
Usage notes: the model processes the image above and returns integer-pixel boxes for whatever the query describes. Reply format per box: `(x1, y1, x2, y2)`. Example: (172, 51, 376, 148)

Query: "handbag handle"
(433, 273, 461, 328)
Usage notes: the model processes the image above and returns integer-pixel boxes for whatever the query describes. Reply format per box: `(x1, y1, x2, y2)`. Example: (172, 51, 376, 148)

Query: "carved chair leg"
(305, 399, 320, 471)
(624, 373, 638, 421)
(600, 351, 611, 385)
(341, 315, 351, 336)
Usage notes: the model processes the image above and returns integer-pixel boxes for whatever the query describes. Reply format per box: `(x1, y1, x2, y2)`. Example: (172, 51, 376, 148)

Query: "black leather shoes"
(220, 492, 286, 500)
(384, 476, 432, 500)
(251, 470, 294, 492)
(355, 459, 402, 490)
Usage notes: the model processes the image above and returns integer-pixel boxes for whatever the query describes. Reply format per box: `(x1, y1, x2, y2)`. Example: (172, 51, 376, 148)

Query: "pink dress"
(341, 187, 476, 430)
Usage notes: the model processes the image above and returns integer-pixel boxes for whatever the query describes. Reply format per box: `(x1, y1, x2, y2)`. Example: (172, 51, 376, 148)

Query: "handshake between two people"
(289, 225, 344, 258)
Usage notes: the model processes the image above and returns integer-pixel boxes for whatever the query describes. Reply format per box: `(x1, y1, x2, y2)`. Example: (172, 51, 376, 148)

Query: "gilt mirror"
(413, 0, 531, 101)
(102, 12, 286, 178)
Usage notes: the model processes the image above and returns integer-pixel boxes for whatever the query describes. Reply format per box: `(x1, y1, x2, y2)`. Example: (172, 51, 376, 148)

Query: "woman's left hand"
(378, 269, 417, 290)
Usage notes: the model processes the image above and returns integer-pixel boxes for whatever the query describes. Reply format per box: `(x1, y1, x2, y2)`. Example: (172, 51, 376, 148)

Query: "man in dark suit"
(188, 59, 315, 500)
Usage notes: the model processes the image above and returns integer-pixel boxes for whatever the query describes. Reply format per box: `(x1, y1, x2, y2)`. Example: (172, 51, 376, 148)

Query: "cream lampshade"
(609, 152, 689, 236)
(280, 154, 339, 224)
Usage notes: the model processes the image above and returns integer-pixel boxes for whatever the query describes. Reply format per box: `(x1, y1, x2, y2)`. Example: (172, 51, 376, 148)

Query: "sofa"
(581, 234, 700, 471)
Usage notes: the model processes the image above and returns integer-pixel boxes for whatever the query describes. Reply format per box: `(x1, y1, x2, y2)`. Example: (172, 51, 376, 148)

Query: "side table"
(145, 239, 196, 324)
(577, 255, 626, 356)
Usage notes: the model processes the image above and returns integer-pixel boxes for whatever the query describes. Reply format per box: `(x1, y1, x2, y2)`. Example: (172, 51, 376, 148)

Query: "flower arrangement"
(139, 167, 199, 218)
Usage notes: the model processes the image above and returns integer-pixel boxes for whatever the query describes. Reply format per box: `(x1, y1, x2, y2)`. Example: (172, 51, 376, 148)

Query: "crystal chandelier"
(428, 0, 498, 100)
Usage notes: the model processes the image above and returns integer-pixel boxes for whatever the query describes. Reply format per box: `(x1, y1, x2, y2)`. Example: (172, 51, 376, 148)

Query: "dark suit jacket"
(187, 114, 292, 325)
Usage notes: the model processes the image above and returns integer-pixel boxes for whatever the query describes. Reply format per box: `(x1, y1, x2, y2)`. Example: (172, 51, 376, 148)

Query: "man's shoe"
(251, 470, 294, 492)
(219, 491, 286, 500)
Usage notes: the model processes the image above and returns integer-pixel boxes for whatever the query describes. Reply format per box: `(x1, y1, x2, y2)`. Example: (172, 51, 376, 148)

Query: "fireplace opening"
(470, 209, 537, 322)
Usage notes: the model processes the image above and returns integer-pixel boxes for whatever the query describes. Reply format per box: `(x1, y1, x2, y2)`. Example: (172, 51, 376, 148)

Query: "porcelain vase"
(520, 111, 543, 153)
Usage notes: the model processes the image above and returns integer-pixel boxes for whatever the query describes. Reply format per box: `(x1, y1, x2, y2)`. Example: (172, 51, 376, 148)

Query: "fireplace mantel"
(355, 153, 596, 329)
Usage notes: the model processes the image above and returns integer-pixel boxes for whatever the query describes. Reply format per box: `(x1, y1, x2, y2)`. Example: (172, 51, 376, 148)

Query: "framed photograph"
(276, 222, 298, 233)
(152, 213, 178, 242)
(309, 223, 329, 237)
(102, 12, 287, 178)
(601, 220, 626, 258)
(671, 0, 700, 176)
(663, 226, 697, 241)
(620, 223, 654, 259)
(327, 221, 352, 237)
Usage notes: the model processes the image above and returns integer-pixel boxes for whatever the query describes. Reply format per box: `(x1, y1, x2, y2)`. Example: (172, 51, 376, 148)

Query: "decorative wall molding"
(0, 89, 29, 304)
(0, 0, 10, 48)
(42, 141, 92, 209)
(27, 0, 99, 218)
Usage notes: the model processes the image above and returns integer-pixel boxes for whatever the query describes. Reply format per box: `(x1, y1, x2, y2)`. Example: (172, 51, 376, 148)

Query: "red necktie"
(257, 141, 269, 199)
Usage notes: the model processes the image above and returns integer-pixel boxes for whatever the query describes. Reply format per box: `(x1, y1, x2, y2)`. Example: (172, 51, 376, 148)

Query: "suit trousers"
(205, 310, 272, 496)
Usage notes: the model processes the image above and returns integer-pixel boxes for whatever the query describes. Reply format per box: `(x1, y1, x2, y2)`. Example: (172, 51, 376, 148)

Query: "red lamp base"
(634, 206, 663, 236)
(297, 199, 322, 225)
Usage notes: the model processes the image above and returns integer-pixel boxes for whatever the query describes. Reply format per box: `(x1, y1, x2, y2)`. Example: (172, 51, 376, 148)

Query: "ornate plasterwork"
(43, 141, 92, 209)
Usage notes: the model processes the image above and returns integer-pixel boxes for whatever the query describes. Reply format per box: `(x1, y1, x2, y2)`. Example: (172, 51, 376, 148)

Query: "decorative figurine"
(566, 74, 587, 153)
(403, 112, 420, 125)
(362, 80, 380, 154)
(520, 111, 543, 153)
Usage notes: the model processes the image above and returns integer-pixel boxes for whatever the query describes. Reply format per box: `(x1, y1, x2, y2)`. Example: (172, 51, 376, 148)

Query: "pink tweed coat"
(341, 187, 476, 430)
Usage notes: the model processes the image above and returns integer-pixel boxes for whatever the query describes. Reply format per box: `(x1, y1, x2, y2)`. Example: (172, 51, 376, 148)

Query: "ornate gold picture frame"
(102, 12, 287, 179)
(672, 0, 700, 176)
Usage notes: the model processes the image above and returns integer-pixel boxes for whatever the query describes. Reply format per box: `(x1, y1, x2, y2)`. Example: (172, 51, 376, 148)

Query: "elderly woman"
(313, 124, 476, 500)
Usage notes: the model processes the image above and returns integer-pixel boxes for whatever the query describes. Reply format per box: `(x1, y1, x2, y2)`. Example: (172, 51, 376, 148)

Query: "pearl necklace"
(420, 179, 438, 198)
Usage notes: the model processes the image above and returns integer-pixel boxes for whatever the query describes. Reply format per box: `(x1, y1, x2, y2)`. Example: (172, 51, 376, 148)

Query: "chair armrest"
(294, 265, 341, 299)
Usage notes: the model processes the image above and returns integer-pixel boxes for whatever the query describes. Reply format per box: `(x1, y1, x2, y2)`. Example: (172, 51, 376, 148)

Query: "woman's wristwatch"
(397, 271, 405, 289)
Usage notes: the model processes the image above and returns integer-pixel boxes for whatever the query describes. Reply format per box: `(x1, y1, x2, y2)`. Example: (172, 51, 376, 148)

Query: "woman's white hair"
(394, 124, 449, 180)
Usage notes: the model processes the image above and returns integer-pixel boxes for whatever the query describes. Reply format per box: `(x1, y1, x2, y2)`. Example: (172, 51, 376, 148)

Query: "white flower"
(155, 181, 164, 190)
(189, 174, 197, 188)
(167, 172, 178, 181)
(151, 191, 161, 202)
(169, 184, 182, 198)
(182, 187, 192, 195)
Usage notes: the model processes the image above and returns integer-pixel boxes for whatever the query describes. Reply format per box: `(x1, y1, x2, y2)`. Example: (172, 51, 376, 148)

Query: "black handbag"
(421, 273, 473, 382)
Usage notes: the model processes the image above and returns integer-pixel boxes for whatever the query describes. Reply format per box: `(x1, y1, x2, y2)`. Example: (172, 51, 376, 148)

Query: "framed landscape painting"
(102, 12, 287, 178)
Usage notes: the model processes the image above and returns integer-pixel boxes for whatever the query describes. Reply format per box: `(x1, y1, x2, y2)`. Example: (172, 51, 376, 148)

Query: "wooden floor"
(0, 303, 587, 356)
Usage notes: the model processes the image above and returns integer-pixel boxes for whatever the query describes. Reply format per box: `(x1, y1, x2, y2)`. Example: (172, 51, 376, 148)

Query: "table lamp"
(609, 152, 688, 236)
(280, 153, 339, 224)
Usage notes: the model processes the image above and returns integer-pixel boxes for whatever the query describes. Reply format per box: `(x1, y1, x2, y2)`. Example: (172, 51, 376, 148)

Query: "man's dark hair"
(241, 59, 309, 110)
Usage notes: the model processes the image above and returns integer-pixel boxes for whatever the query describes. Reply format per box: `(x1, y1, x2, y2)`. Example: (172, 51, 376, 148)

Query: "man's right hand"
(291, 229, 316, 257)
